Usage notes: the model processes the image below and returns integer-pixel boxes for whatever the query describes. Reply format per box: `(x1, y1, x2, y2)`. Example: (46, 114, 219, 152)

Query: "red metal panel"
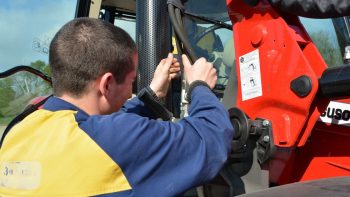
(226, 0, 328, 148)
(292, 122, 350, 182)
(226, 0, 343, 185)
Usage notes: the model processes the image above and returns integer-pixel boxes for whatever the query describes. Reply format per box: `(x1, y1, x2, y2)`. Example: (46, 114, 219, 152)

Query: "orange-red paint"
(226, 0, 350, 186)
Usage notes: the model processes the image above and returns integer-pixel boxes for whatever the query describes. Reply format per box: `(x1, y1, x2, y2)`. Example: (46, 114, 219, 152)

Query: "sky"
(0, 0, 341, 73)
(0, 0, 138, 73)
(0, 0, 77, 72)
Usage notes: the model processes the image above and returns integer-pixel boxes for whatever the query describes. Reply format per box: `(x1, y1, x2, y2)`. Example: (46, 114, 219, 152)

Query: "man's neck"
(58, 93, 100, 115)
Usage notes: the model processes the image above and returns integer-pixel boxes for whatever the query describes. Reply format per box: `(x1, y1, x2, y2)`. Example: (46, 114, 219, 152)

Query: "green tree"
(11, 60, 51, 98)
(0, 60, 52, 125)
(0, 78, 16, 117)
(31, 60, 52, 77)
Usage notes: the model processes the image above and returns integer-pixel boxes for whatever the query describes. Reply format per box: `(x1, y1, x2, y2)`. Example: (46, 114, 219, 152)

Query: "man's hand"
(150, 53, 181, 98)
(182, 55, 217, 89)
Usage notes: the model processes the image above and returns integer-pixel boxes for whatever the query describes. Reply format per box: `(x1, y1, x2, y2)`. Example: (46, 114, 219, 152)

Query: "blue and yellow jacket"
(0, 86, 233, 196)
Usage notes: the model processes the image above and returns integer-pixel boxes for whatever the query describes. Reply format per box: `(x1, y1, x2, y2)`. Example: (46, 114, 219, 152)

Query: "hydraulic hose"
(168, 4, 198, 62)
(175, 8, 183, 27)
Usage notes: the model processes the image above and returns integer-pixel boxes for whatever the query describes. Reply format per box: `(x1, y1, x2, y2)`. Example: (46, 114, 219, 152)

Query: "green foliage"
(0, 60, 52, 126)
(31, 60, 52, 76)
(0, 78, 16, 117)
(310, 30, 343, 67)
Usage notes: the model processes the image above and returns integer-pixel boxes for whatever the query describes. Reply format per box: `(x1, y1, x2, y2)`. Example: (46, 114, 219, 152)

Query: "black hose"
(168, 4, 197, 62)
(175, 8, 183, 27)
(174, 31, 184, 55)
(174, 7, 194, 60)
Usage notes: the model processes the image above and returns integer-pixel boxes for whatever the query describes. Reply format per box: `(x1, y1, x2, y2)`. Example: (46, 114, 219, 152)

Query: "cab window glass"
(300, 17, 350, 67)
(185, 19, 233, 98)
(115, 19, 136, 41)
(99, 9, 136, 41)
(0, 0, 77, 135)
(182, 0, 233, 98)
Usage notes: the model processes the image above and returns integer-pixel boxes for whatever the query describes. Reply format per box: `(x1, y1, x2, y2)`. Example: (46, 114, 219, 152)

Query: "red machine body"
(227, 0, 350, 185)
(1, 0, 350, 194)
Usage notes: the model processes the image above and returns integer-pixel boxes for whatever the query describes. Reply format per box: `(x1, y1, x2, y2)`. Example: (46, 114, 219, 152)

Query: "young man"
(0, 18, 233, 196)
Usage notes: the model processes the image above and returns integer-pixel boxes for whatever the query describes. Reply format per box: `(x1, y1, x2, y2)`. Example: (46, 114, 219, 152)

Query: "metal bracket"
(254, 118, 275, 164)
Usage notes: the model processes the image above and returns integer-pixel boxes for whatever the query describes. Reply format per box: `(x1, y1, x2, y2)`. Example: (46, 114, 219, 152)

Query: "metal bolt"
(262, 120, 269, 127)
(263, 135, 270, 143)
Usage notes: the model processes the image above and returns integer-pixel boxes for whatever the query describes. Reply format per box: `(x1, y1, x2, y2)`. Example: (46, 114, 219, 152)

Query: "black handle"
(319, 64, 350, 100)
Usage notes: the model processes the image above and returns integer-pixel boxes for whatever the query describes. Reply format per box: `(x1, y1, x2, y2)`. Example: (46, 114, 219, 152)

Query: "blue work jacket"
(0, 86, 233, 196)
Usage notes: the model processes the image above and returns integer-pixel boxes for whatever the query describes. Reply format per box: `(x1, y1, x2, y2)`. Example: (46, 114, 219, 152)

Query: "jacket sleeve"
(84, 86, 234, 196)
(121, 97, 158, 119)
(269, 0, 350, 18)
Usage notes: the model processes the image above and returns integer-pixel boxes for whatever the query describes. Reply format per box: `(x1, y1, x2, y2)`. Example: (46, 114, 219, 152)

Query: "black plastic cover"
(137, 86, 173, 120)
(290, 75, 312, 98)
(319, 65, 350, 99)
(268, 0, 350, 18)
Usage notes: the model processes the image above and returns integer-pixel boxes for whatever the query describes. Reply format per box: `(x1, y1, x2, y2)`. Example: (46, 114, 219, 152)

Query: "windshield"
(184, 0, 230, 21)
(0, 0, 77, 71)
(99, 8, 136, 41)
(300, 17, 350, 67)
(183, 0, 233, 98)
(0, 0, 77, 135)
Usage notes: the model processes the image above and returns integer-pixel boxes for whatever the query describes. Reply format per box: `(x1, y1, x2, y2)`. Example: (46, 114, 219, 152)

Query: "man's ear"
(98, 72, 115, 97)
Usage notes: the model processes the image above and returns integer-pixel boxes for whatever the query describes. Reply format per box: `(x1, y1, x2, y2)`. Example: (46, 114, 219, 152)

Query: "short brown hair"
(49, 17, 137, 97)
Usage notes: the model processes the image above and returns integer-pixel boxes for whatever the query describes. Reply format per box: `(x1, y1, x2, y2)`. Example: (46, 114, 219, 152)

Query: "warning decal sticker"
(239, 49, 262, 101)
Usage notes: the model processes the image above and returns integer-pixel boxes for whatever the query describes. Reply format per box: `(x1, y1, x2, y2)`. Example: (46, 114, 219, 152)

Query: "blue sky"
(0, 0, 341, 73)
(0, 0, 77, 72)
(0, 0, 138, 72)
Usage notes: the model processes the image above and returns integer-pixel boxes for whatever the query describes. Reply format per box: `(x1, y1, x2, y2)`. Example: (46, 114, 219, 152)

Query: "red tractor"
(1, 0, 350, 196)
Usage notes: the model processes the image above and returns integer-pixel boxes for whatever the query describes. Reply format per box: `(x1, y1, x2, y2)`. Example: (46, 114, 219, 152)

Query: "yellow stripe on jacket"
(0, 109, 131, 196)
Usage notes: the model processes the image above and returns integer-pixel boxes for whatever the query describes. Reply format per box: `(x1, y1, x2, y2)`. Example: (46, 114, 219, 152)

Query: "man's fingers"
(170, 62, 180, 70)
(172, 58, 178, 64)
(169, 73, 178, 79)
(169, 67, 180, 73)
(182, 54, 191, 73)
(163, 53, 173, 70)
(170, 61, 180, 68)
(156, 53, 173, 74)
(158, 59, 166, 67)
